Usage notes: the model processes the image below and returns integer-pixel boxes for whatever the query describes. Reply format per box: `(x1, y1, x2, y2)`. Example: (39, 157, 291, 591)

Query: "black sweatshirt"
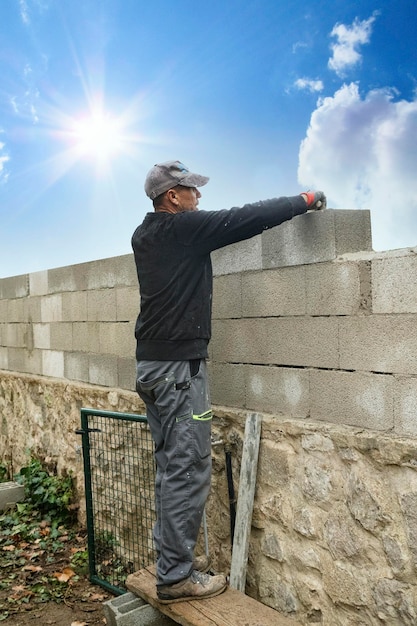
(132, 196, 308, 361)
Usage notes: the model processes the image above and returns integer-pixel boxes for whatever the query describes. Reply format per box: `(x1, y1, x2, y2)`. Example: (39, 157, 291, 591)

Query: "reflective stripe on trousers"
(136, 359, 212, 586)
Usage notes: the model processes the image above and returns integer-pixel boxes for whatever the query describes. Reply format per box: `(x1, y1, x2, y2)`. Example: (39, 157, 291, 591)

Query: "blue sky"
(0, 0, 416, 278)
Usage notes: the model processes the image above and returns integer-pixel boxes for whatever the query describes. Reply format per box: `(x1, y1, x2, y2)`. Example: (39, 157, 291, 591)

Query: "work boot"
(193, 554, 211, 572)
(157, 570, 227, 604)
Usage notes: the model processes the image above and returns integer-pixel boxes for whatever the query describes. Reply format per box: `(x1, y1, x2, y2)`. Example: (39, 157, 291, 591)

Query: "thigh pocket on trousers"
(175, 410, 212, 461)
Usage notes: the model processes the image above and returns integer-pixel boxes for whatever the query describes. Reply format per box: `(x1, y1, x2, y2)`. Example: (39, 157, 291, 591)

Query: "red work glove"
(301, 191, 327, 210)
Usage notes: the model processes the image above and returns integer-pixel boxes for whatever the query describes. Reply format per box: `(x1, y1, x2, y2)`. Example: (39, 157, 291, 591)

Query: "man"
(132, 160, 325, 603)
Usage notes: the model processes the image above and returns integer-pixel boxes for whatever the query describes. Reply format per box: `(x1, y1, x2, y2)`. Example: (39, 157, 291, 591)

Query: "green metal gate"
(77, 408, 157, 594)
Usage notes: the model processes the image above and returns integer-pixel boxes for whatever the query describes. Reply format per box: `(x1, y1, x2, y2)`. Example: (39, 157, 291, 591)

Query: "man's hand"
(301, 191, 327, 210)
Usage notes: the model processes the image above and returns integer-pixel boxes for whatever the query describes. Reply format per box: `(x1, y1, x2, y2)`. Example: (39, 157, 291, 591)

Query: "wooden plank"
(126, 567, 301, 626)
(229, 412, 262, 592)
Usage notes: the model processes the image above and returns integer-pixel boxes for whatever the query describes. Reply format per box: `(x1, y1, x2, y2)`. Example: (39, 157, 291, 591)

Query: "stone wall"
(2, 207, 417, 624)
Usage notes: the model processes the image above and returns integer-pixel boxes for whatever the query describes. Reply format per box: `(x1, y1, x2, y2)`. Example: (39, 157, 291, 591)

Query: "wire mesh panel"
(78, 408, 156, 594)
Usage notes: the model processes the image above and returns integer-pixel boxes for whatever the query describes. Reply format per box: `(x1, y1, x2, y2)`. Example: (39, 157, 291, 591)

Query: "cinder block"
(0, 274, 29, 299)
(306, 261, 362, 316)
(86, 254, 137, 290)
(118, 357, 136, 391)
(103, 591, 176, 626)
(394, 376, 417, 437)
(48, 261, 90, 293)
(262, 209, 372, 269)
(8, 347, 42, 375)
(0, 347, 8, 369)
(50, 322, 73, 351)
(62, 291, 88, 322)
(310, 369, 394, 431)
(89, 353, 118, 387)
(33, 323, 51, 349)
(242, 267, 306, 318)
(245, 365, 309, 417)
(212, 274, 242, 319)
(372, 254, 417, 314)
(211, 319, 270, 364)
(212, 235, 262, 276)
(0, 482, 25, 511)
(116, 287, 140, 322)
(29, 270, 49, 296)
(0, 299, 7, 322)
(64, 352, 90, 383)
(72, 322, 100, 353)
(209, 362, 246, 407)
(28, 296, 42, 323)
(42, 350, 64, 378)
(339, 315, 417, 375)
(212, 317, 338, 369)
(7, 298, 29, 323)
(99, 322, 135, 356)
(4, 323, 29, 348)
(40, 294, 63, 322)
(267, 317, 339, 369)
(88, 289, 117, 321)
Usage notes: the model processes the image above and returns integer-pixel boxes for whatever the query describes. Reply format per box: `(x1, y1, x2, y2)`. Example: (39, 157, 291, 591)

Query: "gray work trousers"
(136, 359, 212, 586)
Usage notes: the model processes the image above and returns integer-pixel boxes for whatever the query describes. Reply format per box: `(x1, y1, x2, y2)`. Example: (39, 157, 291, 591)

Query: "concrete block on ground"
(262, 209, 372, 269)
(103, 591, 176, 626)
(242, 267, 306, 317)
(372, 254, 417, 314)
(212, 235, 262, 275)
(310, 369, 394, 431)
(339, 314, 417, 375)
(0, 482, 25, 512)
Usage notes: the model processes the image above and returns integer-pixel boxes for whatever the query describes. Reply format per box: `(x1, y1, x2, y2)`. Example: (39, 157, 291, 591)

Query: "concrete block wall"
(210, 235, 417, 436)
(0, 254, 139, 391)
(1, 208, 417, 436)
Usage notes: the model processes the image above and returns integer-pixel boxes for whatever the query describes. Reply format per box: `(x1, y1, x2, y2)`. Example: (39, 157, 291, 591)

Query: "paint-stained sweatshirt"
(132, 196, 308, 361)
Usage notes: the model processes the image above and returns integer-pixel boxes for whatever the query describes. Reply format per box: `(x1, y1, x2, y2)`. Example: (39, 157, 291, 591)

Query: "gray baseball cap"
(144, 160, 209, 200)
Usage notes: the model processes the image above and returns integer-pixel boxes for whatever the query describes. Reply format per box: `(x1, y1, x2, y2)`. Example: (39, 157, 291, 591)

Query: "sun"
(71, 112, 125, 160)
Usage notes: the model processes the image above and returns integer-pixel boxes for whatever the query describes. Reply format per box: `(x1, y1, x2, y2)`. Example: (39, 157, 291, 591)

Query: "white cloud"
(328, 14, 377, 76)
(0, 137, 10, 183)
(294, 78, 324, 93)
(19, 0, 30, 24)
(298, 83, 417, 251)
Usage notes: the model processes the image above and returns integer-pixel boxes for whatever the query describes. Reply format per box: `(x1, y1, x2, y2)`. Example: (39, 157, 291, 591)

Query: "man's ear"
(166, 189, 178, 205)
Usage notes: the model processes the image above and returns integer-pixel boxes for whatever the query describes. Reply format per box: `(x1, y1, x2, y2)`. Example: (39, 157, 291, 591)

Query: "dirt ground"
(0, 522, 114, 625)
